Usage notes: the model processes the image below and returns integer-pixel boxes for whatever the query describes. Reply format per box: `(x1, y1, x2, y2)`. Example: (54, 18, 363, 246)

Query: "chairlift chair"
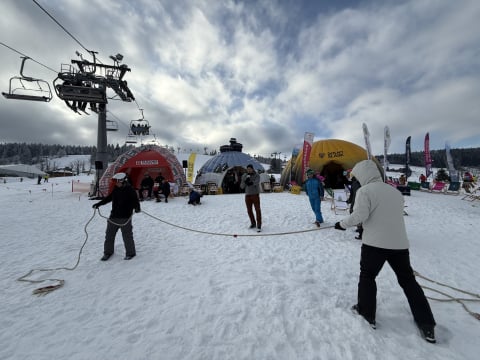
(2, 57, 52, 102)
(130, 119, 151, 136)
(106, 120, 118, 131)
(125, 133, 137, 145)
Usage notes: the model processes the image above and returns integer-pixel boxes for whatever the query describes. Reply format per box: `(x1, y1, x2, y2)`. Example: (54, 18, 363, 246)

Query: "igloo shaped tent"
(99, 145, 186, 196)
(194, 138, 269, 193)
(281, 139, 369, 189)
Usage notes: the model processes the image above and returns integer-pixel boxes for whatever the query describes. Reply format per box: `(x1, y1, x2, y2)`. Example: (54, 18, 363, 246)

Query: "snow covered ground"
(0, 167, 479, 360)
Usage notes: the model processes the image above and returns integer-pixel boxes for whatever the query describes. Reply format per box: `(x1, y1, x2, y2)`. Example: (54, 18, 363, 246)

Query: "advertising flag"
(445, 142, 459, 182)
(383, 126, 391, 180)
(405, 136, 412, 179)
(424, 133, 432, 179)
(302, 132, 314, 182)
(362, 123, 372, 159)
(186, 152, 196, 183)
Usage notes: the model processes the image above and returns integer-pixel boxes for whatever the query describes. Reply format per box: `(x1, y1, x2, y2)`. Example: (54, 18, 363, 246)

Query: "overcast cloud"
(1, 0, 479, 157)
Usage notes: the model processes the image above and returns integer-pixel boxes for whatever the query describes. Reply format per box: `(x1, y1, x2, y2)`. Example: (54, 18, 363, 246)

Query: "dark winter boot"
(417, 324, 436, 343)
(351, 304, 376, 329)
(101, 254, 112, 261)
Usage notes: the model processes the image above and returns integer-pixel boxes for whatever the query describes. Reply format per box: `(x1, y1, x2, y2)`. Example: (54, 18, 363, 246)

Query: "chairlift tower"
(53, 52, 135, 196)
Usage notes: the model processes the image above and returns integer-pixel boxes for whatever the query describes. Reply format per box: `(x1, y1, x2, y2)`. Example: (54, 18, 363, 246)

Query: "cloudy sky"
(1, 0, 479, 157)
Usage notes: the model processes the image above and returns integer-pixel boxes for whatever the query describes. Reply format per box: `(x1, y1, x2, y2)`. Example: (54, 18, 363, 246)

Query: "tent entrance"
(321, 161, 349, 189)
(222, 166, 246, 194)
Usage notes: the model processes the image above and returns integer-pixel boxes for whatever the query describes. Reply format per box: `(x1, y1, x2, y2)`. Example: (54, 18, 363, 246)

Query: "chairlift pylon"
(53, 51, 107, 114)
(2, 57, 52, 102)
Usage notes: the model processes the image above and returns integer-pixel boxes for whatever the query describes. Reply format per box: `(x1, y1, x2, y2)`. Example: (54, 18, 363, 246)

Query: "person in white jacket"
(334, 160, 436, 343)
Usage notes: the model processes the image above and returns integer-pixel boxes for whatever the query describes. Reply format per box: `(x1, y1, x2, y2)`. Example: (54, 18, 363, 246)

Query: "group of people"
(139, 173, 171, 203)
(93, 160, 436, 343)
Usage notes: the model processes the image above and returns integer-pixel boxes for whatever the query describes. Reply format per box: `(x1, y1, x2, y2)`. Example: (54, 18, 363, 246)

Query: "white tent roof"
(0, 164, 46, 177)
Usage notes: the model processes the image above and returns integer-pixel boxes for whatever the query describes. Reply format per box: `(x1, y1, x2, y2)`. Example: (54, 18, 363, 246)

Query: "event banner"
(424, 133, 432, 179)
(302, 132, 314, 181)
(405, 136, 412, 179)
(383, 126, 391, 180)
(445, 142, 459, 182)
(187, 152, 196, 183)
(362, 123, 372, 159)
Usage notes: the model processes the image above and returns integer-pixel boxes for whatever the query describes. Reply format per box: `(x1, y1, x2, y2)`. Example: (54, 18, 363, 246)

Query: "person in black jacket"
(153, 173, 165, 202)
(93, 172, 141, 261)
(346, 175, 363, 240)
(139, 173, 154, 201)
(160, 179, 171, 203)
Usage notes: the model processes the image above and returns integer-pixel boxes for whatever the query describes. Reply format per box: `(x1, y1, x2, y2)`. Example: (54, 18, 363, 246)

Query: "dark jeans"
(245, 194, 262, 228)
(358, 244, 435, 327)
(104, 218, 136, 256)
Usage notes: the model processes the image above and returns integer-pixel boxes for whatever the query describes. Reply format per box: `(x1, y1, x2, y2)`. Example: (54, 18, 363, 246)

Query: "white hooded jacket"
(339, 160, 409, 250)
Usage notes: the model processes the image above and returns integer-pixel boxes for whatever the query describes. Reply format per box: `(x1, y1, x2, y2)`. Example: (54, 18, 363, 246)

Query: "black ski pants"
(104, 218, 136, 257)
(357, 244, 435, 327)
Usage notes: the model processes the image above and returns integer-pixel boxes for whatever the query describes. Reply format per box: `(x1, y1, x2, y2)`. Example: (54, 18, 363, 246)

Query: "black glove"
(92, 203, 100, 209)
(334, 222, 346, 231)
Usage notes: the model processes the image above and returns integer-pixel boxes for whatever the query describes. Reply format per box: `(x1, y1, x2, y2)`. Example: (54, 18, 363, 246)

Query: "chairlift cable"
(0, 41, 57, 74)
(31, 0, 104, 64)
(32, 0, 91, 55)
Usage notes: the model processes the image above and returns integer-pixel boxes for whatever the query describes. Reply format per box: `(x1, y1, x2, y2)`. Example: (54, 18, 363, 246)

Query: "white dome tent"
(194, 138, 270, 194)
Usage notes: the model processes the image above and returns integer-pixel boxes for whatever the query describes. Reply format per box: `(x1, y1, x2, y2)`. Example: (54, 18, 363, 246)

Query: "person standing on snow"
(240, 164, 262, 232)
(334, 160, 436, 343)
(93, 172, 140, 261)
(304, 169, 324, 227)
(346, 173, 363, 240)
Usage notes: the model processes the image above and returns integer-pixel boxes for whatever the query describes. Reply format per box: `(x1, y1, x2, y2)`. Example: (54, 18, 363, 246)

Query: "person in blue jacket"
(304, 169, 324, 227)
(188, 188, 203, 205)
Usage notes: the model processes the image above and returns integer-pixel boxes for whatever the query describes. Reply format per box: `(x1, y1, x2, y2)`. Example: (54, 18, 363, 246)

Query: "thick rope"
(137, 209, 334, 237)
(17, 209, 97, 296)
(414, 270, 480, 321)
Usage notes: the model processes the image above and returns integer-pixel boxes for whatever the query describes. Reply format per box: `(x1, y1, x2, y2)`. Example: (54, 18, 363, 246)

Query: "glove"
(334, 222, 346, 231)
(92, 203, 100, 209)
(245, 176, 253, 186)
(135, 208, 141, 213)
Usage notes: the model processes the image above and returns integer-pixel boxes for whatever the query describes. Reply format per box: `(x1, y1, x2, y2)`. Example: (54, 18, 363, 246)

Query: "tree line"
(0, 142, 478, 171)
(380, 147, 480, 170)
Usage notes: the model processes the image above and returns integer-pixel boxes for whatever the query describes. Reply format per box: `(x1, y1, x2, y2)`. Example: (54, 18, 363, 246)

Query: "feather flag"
(405, 136, 412, 180)
(445, 142, 459, 182)
(186, 152, 196, 183)
(383, 126, 391, 181)
(424, 133, 432, 179)
(301, 132, 314, 182)
(362, 123, 372, 160)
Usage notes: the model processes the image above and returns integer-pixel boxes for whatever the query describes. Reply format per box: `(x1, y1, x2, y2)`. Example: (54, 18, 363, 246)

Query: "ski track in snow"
(0, 174, 478, 360)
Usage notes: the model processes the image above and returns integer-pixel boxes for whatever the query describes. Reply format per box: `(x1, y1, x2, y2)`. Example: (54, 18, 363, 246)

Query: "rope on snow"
(20, 205, 479, 322)
(16, 209, 97, 296)
(414, 270, 480, 321)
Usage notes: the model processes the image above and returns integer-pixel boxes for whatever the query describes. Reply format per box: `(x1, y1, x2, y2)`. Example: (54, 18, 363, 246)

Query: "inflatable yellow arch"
(280, 139, 369, 189)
